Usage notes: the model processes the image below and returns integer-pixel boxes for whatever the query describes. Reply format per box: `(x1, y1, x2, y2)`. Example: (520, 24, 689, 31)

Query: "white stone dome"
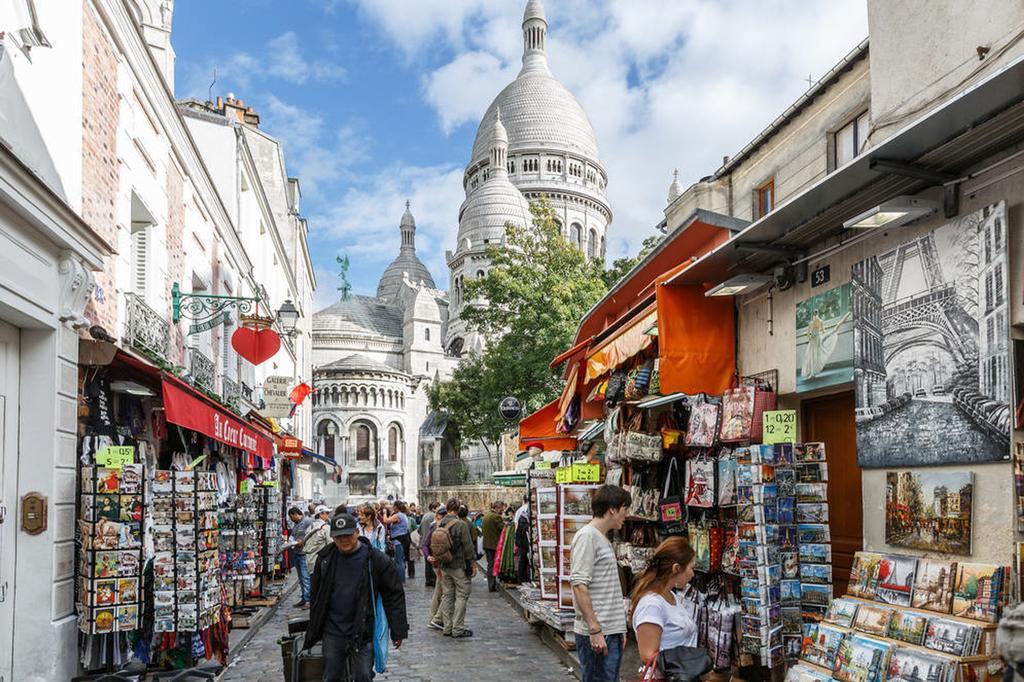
(376, 202, 436, 302)
(470, 73, 599, 164)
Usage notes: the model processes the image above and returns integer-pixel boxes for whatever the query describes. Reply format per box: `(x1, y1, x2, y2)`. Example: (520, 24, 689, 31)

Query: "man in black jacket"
(305, 511, 409, 681)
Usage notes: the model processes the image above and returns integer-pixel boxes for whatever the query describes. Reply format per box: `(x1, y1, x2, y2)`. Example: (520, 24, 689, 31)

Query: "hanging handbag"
(649, 358, 661, 396)
(716, 455, 737, 506)
(634, 359, 654, 394)
(684, 456, 715, 508)
(689, 522, 711, 573)
(749, 383, 778, 442)
(625, 431, 663, 463)
(624, 367, 642, 401)
(720, 527, 739, 575)
(659, 646, 713, 681)
(658, 457, 685, 534)
(719, 386, 755, 442)
(707, 524, 725, 573)
(658, 411, 684, 451)
(605, 370, 628, 406)
(685, 403, 719, 448)
(369, 566, 390, 673)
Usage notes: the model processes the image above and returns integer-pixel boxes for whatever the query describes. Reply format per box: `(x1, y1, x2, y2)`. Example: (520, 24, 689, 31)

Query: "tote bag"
(684, 457, 715, 508)
(685, 403, 719, 448)
(658, 457, 685, 534)
(718, 386, 754, 442)
(369, 568, 390, 673)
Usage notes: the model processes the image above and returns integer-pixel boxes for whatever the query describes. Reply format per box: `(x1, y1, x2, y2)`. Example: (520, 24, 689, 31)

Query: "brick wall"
(166, 163, 185, 364)
(80, 2, 119, 334)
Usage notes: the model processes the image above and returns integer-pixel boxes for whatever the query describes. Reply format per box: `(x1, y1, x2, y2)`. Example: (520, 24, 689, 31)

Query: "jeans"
(294, 552, 311, 603)
(484, 549, 498, 590)
(574, 633, 624, 682)
(322, 632, 374, 682)
(393, 540, 406, 583)
(439, 565, 471, 635)
(394, 533, 414, 578)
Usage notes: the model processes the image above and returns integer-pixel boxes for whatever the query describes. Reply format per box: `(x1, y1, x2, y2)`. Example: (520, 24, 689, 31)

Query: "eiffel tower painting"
(852, 201, 1010, 467)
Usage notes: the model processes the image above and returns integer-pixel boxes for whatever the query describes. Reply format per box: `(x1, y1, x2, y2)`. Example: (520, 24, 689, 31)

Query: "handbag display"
(625, 430, 663, 463)
(649, 358, 661, 396)
(684, 456, 715, 508)
(688, 520, 711, 573)
(716, 455, 737, 506)
(718, 386, 754, 442)
(720, 527, 739, 575)
(624, 367, 643, 401)
(749, 383, 777, 442)
(707, 524, 724, 573)
(658, 457, 685, 534)
(685, 403, 719, 448)
(605, 370, 628, 406)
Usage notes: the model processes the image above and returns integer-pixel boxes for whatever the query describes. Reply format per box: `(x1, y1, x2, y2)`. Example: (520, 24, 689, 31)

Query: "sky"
(172, 0, 869, 312)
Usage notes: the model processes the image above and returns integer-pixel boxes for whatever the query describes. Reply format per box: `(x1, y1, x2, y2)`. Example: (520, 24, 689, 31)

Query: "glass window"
(832, 110, 870, 170)
(388, 426, 399, 462)
(356, 425, 371, 460)
(755, 179, 774, 218)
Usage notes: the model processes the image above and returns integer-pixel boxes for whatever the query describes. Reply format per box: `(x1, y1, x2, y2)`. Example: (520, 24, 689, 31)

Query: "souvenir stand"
(75, 349, 280, 673)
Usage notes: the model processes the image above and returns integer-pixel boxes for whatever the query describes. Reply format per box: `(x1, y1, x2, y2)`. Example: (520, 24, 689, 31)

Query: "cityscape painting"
(795, 283, 854, 393)
(885, 471, 973, 555)
(852, 202, 1011, 467)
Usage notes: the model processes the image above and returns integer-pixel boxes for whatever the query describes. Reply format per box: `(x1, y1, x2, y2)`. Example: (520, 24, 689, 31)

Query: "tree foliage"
(601, 234, 663, 289)
(429, 199, 631, 450)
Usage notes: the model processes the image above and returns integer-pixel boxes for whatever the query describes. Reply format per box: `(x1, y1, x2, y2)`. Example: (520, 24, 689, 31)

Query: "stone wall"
(419, 484, 525, 512)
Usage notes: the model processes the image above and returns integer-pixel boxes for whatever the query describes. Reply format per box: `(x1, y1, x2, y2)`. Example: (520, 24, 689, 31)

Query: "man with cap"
(305, 511, 409, 682)
(302, 505, 333, 570)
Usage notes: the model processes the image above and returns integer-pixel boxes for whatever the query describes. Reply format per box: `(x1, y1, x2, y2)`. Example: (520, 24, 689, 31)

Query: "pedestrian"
(307, 501, 318, 518)
(421, 502, 439, 588)
(304, 511, 409, 682)
(303, 505, 333, 569)
(570, 485, 632, 682)
(384, 501, 415, 579)
(630, 537, 709, 680)
(514, 493, 532, 582)
(482, 501, 505, 592)
(287, 507, 313, 608)
(356, 503, 387, 552)
(437, 497, 475, 638)
(425, 505, 448, 630)
(458, 505, 479, 560)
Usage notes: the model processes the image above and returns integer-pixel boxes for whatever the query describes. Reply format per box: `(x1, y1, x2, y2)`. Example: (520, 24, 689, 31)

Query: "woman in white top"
(630, 537, 701, 678)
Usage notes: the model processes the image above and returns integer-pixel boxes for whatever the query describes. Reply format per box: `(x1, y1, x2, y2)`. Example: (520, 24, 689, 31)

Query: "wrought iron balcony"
(124, 293, 170, 360)
(240, 381, 254, 403)
(221, 374, 240, 408)
(187, 347, 215, 390)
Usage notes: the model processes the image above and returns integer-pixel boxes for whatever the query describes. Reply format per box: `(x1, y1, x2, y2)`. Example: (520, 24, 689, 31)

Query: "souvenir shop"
(75, 346, 285, 673)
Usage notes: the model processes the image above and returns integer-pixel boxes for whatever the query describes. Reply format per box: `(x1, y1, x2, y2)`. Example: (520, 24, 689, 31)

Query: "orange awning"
(550, 336, 593, 369)
(519, 400, 578, 451)
(555, 360, 581, 429)
(585, 307, 657, 381)
(655, 277, 735, 394)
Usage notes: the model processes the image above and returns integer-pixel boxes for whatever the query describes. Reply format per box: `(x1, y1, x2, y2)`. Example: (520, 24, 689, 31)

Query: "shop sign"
(187, 312, 229, 335)
(279, 435, 303, 459)
(262, 376, 292, 418)
(763, 410, 797, 444)
(163, 377, 274, 459)
(239, 479, 253, 495)
(572, 463, 601, 483)
(494, 473, 527, 487)
(534, 461, 552, 470)
(498, 396, 522, 421)
(555, 467, 572, 484)
(96, 445, 134, 469)
(810, 264, 831, 288)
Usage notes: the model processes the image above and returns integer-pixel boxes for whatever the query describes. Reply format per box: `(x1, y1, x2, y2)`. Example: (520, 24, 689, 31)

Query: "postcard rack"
(77, 463, 145, 635)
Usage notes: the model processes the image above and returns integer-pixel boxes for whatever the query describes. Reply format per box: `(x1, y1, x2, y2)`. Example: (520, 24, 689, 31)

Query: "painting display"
(874, 555, 917, 607)
(952, 563, 1004, 622)
(885, 471, 972, 555)
(911, 559, 957, 613)
(853, 201, 1011, 467)
(796, 283, 854, 393)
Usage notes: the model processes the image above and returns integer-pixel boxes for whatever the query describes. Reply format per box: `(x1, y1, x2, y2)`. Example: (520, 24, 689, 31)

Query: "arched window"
(476, 270, 485, 279)
(588, 229, 598, 259)
(352, 421, 376, 461)
(571, 223, 582, 249)
(387, 424, 401, 462)
(425, 327, 431, 341)
(317, 420, 336, 460)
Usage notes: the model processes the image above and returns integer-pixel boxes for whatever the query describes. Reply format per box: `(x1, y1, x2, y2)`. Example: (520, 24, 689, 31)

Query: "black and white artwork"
(853, 201, 1011, 467)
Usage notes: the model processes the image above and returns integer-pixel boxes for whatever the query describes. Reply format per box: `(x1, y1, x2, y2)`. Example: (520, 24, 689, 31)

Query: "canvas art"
(874, 555, 917, 607)
(911, 559, 957, 613)
(886, 647, 953, 682)
(853, 202, 1011, 467)
(887, 612, 928, 646)
(824, 598, 860, 628)
(852, 603, 894, 637)
(885, 471, 973, 555)
(833, 634, 891, 682)
(796, 283, 854, 393)
(952, 562, 1003, 622)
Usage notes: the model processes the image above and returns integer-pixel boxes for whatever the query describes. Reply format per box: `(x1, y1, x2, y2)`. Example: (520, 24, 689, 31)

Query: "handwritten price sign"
(762, 410, 797, 444)
(555, 467, 572, 484)
(572, 463, 601, 483)
(95, 446, 134, 469)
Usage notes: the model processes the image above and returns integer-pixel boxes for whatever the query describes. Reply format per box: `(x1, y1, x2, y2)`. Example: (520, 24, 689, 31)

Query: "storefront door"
(802, 390, 861, 597)
(0, 320, 19, 682)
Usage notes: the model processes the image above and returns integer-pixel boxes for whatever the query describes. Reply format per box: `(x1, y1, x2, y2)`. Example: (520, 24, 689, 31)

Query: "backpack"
(430, 518, 457, 567)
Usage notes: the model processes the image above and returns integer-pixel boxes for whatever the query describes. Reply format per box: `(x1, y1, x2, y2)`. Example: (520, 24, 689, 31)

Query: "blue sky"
(173, 0, 868, 312)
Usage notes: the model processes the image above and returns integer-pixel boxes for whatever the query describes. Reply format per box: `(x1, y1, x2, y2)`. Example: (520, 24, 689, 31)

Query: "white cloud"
(350, 0, 869, 260)
(266, 32, 347, 84)
(308, 163, 466, 293)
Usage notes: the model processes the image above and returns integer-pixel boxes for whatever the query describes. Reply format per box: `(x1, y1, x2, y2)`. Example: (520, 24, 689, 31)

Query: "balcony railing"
(187, 347, 215, 390)
(240, 381, 254, 403)
(221, 374, 240, 408)
(124, 293, 170, 360)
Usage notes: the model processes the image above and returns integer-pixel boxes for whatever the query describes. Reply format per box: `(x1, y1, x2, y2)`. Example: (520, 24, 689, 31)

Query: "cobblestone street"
(222, 569, 578, 682)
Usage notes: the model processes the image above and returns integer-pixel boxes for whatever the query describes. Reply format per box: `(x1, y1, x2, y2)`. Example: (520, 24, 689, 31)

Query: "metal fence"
(431, 452, 501, 486)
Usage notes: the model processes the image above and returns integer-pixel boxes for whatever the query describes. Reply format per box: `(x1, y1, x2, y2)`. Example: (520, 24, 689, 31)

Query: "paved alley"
(221, 573, 577, 682)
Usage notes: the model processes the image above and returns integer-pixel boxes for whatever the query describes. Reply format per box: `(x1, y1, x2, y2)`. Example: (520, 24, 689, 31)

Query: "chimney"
(216, 93, 260, 127)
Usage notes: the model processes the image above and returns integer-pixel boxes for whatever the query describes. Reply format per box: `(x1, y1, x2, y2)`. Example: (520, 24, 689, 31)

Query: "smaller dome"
(400, 201, 415, 228)
(667, 169, 682, 204)
(314, 295, 404, 338)
(377, 202, 436, 302)
(523, 0, 546, 23)
(318, 353, 406, 377)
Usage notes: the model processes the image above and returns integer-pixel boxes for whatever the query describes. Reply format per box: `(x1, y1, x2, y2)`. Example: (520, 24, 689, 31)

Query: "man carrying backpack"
(434, 497, 475, 638)
(425, 505, 448, 630)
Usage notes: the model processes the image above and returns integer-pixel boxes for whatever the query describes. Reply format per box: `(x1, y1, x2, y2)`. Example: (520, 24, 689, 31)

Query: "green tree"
(601, 234, 663, 288)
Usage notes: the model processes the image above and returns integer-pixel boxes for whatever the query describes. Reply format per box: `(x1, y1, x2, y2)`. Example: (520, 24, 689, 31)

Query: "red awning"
(550, 336, 593, 369)
(162, 374, 274, 460)
(519, 400, 578, 451)
(278, 434, 303, 458)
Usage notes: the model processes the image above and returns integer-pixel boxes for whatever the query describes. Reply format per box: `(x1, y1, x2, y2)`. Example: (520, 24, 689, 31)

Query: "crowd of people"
(281, 486, 708, 682)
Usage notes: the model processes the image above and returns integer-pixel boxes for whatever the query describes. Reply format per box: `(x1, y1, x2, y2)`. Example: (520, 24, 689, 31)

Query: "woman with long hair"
(384, 500, 415, 579)
(630, 537, 705, 679)
(356, 503, 387, 552)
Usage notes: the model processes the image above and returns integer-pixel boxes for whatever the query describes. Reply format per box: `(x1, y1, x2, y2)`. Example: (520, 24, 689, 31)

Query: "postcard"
(801, 583, 831, 606)
(796, 482, 829, 503)
(799, 543, 831, 564)
(824, 598, 859, 628)
(887, 611, 928, 646)
(795, 442, 826, 462)
(797, 503, 829, 523)
(800, 564, 832, 585)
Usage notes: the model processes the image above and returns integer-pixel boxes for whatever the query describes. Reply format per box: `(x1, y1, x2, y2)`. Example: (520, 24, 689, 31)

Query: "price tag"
(762, 410, 797, 445)
(572, 463, 601, 483)
(534, 461, 552, 470)
(95, 446, 134, 469)
(240, 479, 253, 495)
(555, 467, 572, 484)
(261, 480, 279, 488)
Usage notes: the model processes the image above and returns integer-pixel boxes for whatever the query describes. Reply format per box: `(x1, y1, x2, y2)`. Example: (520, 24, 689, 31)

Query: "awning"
(278, 434, 302, 458)
(301, 447, 337, 466)
(585, 307, 657, 381)
(550, 336, 593, 369)
(555, 360, 580, 428)
(519, 400, 577, 451)
(162, 374, 274, 460)
(655, 278, 735, 395)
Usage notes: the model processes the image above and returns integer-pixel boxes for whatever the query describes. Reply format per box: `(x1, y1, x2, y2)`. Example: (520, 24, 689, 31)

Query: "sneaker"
(293, 600, 307, 608)
(428, 620, 444, 631)
(452, 630, 474, 638)
(443, 631, 453, 637)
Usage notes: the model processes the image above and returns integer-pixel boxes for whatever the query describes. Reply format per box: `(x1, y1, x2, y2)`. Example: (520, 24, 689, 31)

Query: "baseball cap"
(437, 505, 447, 514)
(314, 505, 330, 515)
(329, 512, 359, 537)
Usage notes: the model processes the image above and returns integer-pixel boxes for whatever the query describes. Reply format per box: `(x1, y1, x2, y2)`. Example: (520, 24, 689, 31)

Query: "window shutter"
(131, 227, 149, 295)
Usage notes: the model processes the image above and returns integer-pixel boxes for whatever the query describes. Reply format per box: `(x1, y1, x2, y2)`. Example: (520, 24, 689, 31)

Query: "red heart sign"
(231, 326, 281, 365)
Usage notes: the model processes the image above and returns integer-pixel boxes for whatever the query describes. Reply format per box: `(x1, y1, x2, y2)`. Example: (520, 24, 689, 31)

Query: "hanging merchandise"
(748, 383, 777, 443)
(658, 457, 686, 534)
(686, 402, 720, 448)
(689, 517, 712, 572)
(649, 358, 661, 396)
(231, 313, 281, 366)
(719, 386, 755, 442)
(604, 369, 628, 406)
(717, 451, 738, 506)
(685, 455, 716, 508)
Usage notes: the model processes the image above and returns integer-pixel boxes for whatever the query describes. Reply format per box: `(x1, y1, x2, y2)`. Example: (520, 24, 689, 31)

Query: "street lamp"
(276, 299, 300, 333)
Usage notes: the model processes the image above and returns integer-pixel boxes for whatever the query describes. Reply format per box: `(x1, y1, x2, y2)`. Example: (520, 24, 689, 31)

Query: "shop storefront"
(75, 347, 287, 673)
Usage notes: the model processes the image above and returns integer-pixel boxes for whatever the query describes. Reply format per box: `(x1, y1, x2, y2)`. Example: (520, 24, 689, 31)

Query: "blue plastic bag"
(369, 569, 389, 673)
